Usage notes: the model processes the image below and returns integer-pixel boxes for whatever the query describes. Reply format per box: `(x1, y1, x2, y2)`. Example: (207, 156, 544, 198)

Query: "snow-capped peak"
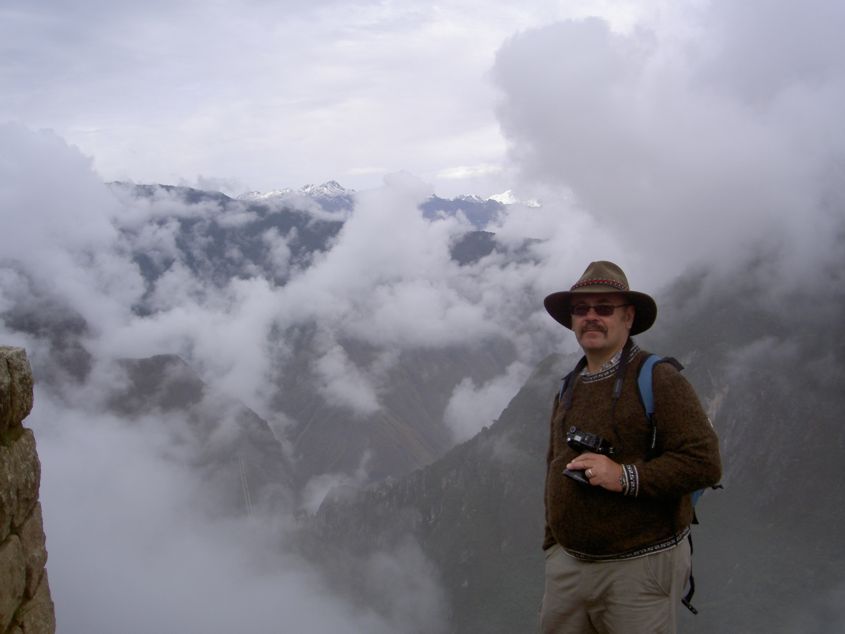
(300, 181, 351, 198)
(488, 190, 541, 207)
(487, 190, 517, 205)
(455, 194, 486, 204)
(238, 188, 295, 201)
(240, 181, 352, 202)
(238, 181, 355, 202)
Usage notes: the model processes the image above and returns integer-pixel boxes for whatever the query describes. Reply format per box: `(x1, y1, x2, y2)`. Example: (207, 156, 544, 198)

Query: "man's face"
(571, 293, 635, 357)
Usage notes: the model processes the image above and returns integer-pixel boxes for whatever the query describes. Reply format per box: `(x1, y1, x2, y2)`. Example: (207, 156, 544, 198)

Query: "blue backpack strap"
(638, 354, 662, 454)
(638, 354, 685, 453)
(637, 354, 662, 421)
(638, 354, 684, 417)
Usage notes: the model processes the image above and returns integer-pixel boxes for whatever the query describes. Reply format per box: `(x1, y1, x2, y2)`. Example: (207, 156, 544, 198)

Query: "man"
(539, 260, 721, 634)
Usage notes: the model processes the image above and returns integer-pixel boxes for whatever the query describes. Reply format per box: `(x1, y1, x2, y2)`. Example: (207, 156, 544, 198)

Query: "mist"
(492, 0, 845, 294)
(34, 392, 437, 634)
(3, 0, 845, 632)
(0, 127, 469, 633)
(0, 123, 562, 633)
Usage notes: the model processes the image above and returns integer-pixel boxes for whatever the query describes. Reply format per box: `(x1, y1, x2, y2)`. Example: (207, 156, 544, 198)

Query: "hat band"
(570, 278, 628, 291)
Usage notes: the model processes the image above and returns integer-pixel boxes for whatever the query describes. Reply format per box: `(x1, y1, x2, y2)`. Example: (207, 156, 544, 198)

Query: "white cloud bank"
(3, 1, 845, 631)
(492, 0, 845, 290)
(34, 394, 440, 634)
(444, 361, 533, 443)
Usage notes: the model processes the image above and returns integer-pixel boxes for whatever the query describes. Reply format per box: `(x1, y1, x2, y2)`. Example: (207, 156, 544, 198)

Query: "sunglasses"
(570, 303, 631, 317)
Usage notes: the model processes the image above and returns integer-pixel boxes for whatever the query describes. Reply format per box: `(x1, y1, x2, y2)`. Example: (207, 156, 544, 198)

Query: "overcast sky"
(4, 0, 844, 482)
(3, 1, 845, 631)
(1, 0, 669, 197)
(5, 0, 844, 485)
(3, 0, 840, 264)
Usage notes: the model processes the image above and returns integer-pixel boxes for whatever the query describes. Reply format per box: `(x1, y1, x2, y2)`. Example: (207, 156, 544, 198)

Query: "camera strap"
(612, 338, 635, 401)
(558, 357, 586, 411)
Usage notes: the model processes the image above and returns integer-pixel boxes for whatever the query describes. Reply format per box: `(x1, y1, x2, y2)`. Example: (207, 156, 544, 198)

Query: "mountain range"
(3, 182, 527, 500)
(3, 180, 843, 633)
(304, 250, 845, 633)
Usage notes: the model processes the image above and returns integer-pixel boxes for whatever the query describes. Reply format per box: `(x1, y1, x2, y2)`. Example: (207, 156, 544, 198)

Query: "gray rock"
(16, 570, 55, 634)
(0, 535, 26, 632)
(18, 503, 47, 599)
(0, 430, 41, 541)
(0, 347, 34, 434)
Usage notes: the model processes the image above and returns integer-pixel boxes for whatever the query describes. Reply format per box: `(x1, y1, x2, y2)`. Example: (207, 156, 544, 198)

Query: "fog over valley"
(2, 0, 845, 632)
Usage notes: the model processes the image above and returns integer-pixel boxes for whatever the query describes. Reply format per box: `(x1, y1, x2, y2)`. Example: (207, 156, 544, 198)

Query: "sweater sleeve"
(542, 393, 560, 550)
(633, 363, 722, 499)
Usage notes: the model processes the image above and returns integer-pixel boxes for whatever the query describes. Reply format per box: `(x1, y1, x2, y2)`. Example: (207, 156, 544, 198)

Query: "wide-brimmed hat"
(543, 260, 657, 335)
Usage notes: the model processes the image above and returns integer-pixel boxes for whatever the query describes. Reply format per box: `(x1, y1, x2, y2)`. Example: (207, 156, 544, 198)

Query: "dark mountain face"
(107, 354, 297, 516)
(303, 353, 561, 633)
(448, 230, 542, 266)
(275, 327, 518, 483)
(2, 182, 528, 495)
(449, 231, 499, 265)
(641, 259, 845, 633)
(111, 183, 347, 292)
(11, 177, 841, 632)
(115, 183, 514, 292)
(421, 196, 503, 228)
(105, 184, 535, 487)
(0, 274, 93, 387)
(309, 251, 845, 633)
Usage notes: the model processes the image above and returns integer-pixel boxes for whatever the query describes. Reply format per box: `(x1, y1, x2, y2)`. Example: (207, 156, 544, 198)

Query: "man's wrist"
(619, 464, 639, 497)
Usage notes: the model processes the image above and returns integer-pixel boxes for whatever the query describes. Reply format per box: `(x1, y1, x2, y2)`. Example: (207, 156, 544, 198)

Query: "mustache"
(580, 321, 607, 333)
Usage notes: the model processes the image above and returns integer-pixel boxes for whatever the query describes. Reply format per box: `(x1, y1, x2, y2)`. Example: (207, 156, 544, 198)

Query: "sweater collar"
(580, 340, 640, 381)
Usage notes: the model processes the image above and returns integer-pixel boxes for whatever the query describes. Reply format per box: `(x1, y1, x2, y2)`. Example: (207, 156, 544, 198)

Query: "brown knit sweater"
(543, 346, 722, 559)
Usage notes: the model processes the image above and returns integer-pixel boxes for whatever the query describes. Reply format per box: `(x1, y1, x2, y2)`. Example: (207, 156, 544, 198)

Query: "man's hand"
(566, 453, 624, 492)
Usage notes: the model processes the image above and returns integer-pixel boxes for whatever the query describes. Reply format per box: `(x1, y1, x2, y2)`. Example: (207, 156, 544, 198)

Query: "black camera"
(566, 426, 614, 456)
(563, 426, 614, 485)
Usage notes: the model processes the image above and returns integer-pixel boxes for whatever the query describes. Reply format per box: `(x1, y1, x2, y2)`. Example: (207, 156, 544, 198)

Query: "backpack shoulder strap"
(637, 354, 684, 419)
(637, 354, 662, 420)
(637, 354, 684, 457)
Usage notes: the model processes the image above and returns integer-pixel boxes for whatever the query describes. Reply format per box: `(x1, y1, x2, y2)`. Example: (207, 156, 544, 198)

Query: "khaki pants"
(539, 540, 690, 634)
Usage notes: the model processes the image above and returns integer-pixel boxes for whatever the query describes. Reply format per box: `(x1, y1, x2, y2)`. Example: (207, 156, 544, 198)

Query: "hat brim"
(544, 289, 657, 335)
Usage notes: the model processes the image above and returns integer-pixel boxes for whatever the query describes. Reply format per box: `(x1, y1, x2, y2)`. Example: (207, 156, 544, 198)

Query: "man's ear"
(625, 305, 636, 329)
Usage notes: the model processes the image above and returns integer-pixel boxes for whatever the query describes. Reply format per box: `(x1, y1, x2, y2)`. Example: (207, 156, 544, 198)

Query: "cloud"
(3, 0, 502, 193)
(437, 163, 503, 181)
(277, 172, 505, 352)
(0, 124, 145, 336)
(32, 392, 436, 634)
(184, 174, 248, 197)
(359, 537, 448, 632)
(444, 361, 533, 442)
(6, 0, 844, 619)
(0, 128, 573, 634)
(313, 342, 381, 416)
(691, 1, 845, 106)
(0, 127, 550, 425)
(491, 2, 845, 289)
(300, 450, 373, 515)
(261, 227, 293, 276)
(2, 0, 650, 196)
